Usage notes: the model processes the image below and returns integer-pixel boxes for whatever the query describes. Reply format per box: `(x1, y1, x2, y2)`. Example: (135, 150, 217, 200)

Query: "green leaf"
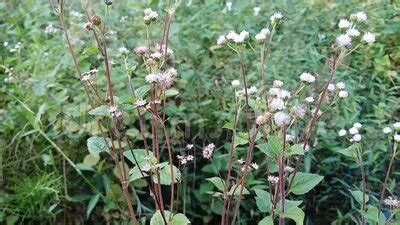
(258, 216, 273, 225)
(153, 164, 181, 185)
(256, 143, 269, 155)
(82, 45, 99, 55)
(75, 163, 96, 172)
(337, 143, 359, 159)
(268, 135, 283, 157)
(286, 144, 305, 157)
(234, 132, 249, 147)
(88, 105, 110, 117)
(123, 149, 156, 167)
(150, 210, 172, 225)
(87, 136, 109, 154)
(135, 85, 150, 99)
(206, 177, 225, 192)
(129, 166, 149, 181)
(222, 121, 234, 130)
(83, 153, 100, 166)
(227, 184, 250, 196)
(288, 172, 324, 195)
(254, 189, 271, 212)
(86, 194, 100, 219)
(165, 89, 179, 97)
(364, 205, 386, 224)
(285, 206, 305, 225)
(170, 213, 191, 225)
(350, 190, 369, 205)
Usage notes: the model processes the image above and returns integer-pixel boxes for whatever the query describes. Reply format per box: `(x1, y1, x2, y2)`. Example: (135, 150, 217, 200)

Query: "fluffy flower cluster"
(299, 72, 316, 83)
(177, 154, 194, 165)
(382, 122, 400, 142)
(336, 11, 375, 47)
(145, 68, 178, 88)
(255, 28, 270, 41)
(338, 122, 362, 142)
(81, 68, 98, 81)
(384, 197, 400, 207)
(217, 30, 249, 45)
(270, 12, 283, 24)
(202, 143, 216, 159)
(268, 175, 279, 184)
(143, 8, 158, 24)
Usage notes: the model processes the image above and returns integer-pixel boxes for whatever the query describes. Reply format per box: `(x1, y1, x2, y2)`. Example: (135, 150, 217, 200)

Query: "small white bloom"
(327, 83, 336, 92)
(274, 112, 291, 126)
(394, 135, 400, 142)
(268, 175, 279, 184)
(300, 72, 316, 83)
(351, 11, 367, 22)
(135, 99, 147, 107)
(362, 32, 375, 44)
(270, 12, 283, 24)
(226, 31, 237, 41)
(231, 80, 240, 87)
(353, 134, 362, 142)
(349, 127, 359, 135)
(4, 41, 8, 47)
(109, 105, 118, 114)
(273, 80, 283, 88)
(336, 82, 345, 89)
(186, 144, 194, 150)
(238, 158, 245, 164)
(347, 28, 360, 37)
(226, 2, 232, 11)
(338, 90, 348, 99)
(338, 19, 351, 29)
(393, 122, 400, 131)
(145, 73, 159, 83)
(382, 127, 392, 134)
(338, 129, 347, 137)
(270, 98, 285, 111)
(118, 46, 129, 55)
(253, 7, 261, 16)
(150, 52, 162, 60)
(305, 96, 314, 103)
(269, 88, 281, 96)
(81, 74, 91, 81)
(255, 33, 267, 41)
(285, 166, 294, 173)
(217, 35, 226, 45)
(203, 143, 216, 159)
(248, 86, 258, 94)
(251, 162, 259, 170)
(279, 89, 291, 99)
(336, 34, 352, 47)
(353, 122, 362, 129)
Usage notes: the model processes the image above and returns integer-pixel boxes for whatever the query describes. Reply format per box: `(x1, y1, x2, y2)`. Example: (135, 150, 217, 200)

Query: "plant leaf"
(288, 172, 324, 195)
(206, 177, 225, 192)
(258, 216, 273, 225)
(86, 194, 100, 219)
(350, 189, 369, 205)
(87, 137, 109, 154)
(254, 189, 271, 212)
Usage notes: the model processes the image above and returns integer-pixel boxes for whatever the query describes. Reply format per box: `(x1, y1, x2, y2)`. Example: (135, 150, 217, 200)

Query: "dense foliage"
(0, 0, 399, 224)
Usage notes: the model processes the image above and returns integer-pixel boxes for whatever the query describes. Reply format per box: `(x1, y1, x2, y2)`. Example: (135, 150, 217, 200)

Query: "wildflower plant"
(210, 11, 377, 225)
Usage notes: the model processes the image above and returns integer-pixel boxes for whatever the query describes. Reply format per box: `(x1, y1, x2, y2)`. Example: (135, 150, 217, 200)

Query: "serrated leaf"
(170, 213, 191, 225)
(150, 210, 190, 225)
(88, 105, 110, 117)
(254, 189, 271, 212)
(87, 136, 109, 154)
(288, 172, 324, 195)
(165, 89, 179, 97)
(268, 135, 283, 157)
(206, 177, 225, 192)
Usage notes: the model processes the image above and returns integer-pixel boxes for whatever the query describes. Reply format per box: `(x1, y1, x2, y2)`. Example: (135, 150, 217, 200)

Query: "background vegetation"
(0, 0, 399, 224)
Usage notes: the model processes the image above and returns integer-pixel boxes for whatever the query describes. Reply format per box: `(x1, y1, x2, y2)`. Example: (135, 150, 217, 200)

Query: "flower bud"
(91, 15, 101, 26)
(104, 0, 114, 5)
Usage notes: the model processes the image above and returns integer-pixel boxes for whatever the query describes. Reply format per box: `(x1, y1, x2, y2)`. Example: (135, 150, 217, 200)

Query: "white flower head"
(226, 2, 232, 11)
(270, 98, 285, 111)
(394, 134, 400, 143)
(362, 32, 375, 44)
(251, 162, 259, 170)
(268, 175, 279, 184)
(203, 143, 216, 159)
(353, 122, 362, 129)
(338, 129, 347, 137)
(349, 127, 359, 135)
(217, 35, 226, 45)
(338, 90, 348, 99)
(300, 72, 316, 83)
(186, 144, 194, 150)
(327, 83, 336, 92)
(145, 73, 159, 83)
(285, 166, 294, 173)
(118, 46, 129, 55)
(347, 28, 360, 37)
(231, 80, 240, 87)
(135, 99, 147, 107)
(353, 134, 362, 142)
(248, 86, 258, 95)
(382, 127, 392, 134)
(274, 112, 291, 126)
(280, 89, 291, 99)
(351, 11, 367, 22)
(336, 34, 352, 47)
(253, 7, 261, 16)
(305, 96, 314, 103)
(273, 80, 283, 88)
(393, 122, 400, 131)
(270, 12, 283, 24)
(338, 19, 351, 29)
(336, 82, 345, 89)
(238, 158, 245, 164)
(269, 87, 281, 97)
